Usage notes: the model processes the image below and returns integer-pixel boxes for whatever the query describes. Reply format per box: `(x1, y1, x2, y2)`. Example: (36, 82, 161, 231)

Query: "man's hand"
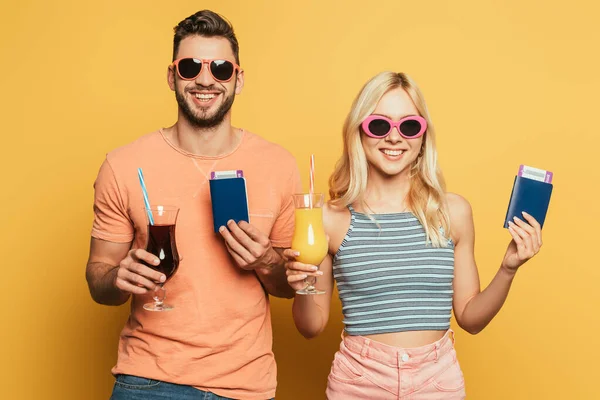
(86, 238, 166, 306)
(114, 249, 166, 294)
(219, 220, 279, 270)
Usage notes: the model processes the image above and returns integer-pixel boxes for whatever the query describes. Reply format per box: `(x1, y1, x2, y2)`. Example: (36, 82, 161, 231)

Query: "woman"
(284, 71, 543, 399)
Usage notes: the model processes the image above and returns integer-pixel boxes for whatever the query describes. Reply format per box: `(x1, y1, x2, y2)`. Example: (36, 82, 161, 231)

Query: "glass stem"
(153, 284, 166, 307)
(304, 276, 317, 290)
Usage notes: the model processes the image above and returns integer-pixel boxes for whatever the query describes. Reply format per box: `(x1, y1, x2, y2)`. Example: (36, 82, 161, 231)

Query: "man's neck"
(165, 113, 242, 157)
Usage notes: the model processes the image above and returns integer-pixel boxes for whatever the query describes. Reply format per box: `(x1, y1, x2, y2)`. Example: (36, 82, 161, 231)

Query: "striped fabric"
(333, 206, 455, 335)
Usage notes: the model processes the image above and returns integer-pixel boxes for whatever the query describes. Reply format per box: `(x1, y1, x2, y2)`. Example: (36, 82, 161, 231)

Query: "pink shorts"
(326, 330, 466, 399)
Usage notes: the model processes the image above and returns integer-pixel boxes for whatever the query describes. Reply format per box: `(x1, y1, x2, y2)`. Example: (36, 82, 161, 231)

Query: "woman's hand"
(503, 211, 543, 273)
(282, 249, 323, 292)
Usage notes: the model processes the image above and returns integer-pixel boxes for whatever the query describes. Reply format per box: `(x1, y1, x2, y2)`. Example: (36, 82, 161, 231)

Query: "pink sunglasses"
(361, 115, 427, 139)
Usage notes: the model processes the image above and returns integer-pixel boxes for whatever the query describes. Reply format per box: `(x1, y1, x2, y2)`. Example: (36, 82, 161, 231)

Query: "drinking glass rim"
(293, 193, 324, 197)
(143, 205, 179, 211)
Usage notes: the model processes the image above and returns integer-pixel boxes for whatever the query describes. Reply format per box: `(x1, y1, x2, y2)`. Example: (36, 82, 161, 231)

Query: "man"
(86, 10, 300, 400)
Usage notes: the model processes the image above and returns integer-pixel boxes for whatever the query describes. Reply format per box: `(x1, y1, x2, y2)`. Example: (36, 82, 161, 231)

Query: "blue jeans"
(110, 374, 273, 400)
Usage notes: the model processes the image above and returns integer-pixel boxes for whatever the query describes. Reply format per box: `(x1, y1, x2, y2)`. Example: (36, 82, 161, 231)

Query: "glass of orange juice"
(291, 193, 328, 295)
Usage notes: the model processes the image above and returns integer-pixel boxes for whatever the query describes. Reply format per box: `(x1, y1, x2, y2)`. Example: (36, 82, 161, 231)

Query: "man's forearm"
(86, 262, 130, 306)
(255, 248, 295, 299)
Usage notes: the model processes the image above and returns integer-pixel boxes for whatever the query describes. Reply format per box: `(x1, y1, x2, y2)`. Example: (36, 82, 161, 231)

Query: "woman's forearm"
(458, 266, 517, 334)
(292, 294, 329, 339)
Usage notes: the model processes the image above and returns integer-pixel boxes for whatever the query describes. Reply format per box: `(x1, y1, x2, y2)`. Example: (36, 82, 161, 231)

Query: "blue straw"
(137, 168, 155, 225)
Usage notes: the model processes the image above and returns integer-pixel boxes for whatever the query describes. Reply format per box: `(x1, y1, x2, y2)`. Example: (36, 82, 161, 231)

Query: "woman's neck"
(362, 169, 411, 213)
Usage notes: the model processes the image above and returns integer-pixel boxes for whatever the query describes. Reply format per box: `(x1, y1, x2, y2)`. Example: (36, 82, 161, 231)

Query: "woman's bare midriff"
(350, 330, 447, 348)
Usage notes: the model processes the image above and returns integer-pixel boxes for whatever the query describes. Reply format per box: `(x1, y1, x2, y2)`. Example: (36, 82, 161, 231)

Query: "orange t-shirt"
(91, 129, 301, 399)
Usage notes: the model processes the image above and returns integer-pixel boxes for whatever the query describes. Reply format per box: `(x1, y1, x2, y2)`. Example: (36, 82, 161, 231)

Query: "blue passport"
(504, 175, 553, 228)
(209, 174, 249, 233)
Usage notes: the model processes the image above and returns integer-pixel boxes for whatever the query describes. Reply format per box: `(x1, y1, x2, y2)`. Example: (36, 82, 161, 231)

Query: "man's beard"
(175, 85, 236, 129)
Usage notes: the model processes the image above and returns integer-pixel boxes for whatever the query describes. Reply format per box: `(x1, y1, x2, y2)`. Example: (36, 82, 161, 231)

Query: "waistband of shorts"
(341, 329, 455, 367)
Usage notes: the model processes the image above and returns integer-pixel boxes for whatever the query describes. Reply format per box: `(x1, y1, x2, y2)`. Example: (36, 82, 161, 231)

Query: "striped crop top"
(332, 206, 455, 336)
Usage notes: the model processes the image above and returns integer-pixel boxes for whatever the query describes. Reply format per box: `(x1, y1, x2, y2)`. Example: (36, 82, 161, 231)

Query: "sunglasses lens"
(400, 119, 423, 137)
(177, 58, 202, 79)
(367, 119, 392, 137)
(210, 60, 235, 81)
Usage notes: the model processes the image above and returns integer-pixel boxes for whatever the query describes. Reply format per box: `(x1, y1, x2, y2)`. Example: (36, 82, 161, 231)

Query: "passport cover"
(209, 177, 249, 233)
(504, 175, 553, 228)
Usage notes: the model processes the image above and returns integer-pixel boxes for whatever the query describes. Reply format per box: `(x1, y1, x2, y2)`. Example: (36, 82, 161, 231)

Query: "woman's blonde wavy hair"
(329, 71, 450, 247)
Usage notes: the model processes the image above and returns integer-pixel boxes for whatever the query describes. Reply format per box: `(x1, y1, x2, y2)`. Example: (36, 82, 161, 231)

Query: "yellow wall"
(1, 0, 598, 398)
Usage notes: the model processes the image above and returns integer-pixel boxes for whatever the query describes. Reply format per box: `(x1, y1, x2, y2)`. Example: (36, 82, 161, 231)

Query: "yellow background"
(1, 0, 598, 398)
